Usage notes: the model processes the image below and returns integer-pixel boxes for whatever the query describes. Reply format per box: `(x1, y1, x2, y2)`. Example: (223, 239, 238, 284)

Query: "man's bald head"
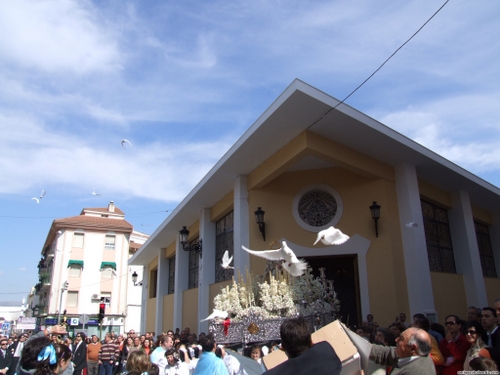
(395, 327, 432, 358)
(410, 328, 432, 355)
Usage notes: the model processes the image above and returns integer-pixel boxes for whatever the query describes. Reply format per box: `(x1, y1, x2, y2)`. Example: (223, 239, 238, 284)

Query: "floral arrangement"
(213, 263, 340, 322)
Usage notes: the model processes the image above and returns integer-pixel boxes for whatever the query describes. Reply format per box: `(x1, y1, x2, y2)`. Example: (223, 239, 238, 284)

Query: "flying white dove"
(221, 250, 234, 269)
(313, 226, 350, 246)
(121, 139, 132, 149)
(92, 188, 102, 196)
(31, 189, 46, 204)
(200, 309, 228, 322)
(242, 241, 307, 277)
(406, 222, 418, 228)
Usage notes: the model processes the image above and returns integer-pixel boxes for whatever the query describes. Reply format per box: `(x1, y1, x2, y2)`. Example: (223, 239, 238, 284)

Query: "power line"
(307, 0, 450, 129)
(0, 292, 30, 295)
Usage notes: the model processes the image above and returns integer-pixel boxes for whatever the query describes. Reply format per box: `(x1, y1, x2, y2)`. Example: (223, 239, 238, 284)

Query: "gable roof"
(81, 207, 125, 216)
(130, 79, 500, 265)
(53, 215, 133, 232)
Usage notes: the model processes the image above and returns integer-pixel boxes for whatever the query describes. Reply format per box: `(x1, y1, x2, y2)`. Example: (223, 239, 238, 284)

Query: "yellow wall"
(484, 278, 500, 306)
(472, 205, 492, 225)
(247, 164, 406, 327)
(165, 243, 176, 258)
(211, 191, 234, 222)
(148, 257, 158, 275)
(182, 288, 199, 333)
(431, 272, 468, 321)
(418, 180, 451, 208)
(146, 297, 156, 332)
(163, 294, 175, 332)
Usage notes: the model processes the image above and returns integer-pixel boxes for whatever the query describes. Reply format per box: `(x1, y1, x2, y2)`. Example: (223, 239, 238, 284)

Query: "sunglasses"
(466, 330, 477, 335)
(445, 321, 457, 326)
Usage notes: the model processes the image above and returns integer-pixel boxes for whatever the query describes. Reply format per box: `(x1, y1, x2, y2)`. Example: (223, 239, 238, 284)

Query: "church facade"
(129, 79, 500, 334)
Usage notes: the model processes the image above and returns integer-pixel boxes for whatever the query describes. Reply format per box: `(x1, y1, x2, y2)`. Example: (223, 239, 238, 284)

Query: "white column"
(125, 265, 144, 333)
(140, 265, 148, 334)
(173, 240, 189, 331)
(198, 208, 216, 334)
(448, 190, 487, 307)
(395, 163, 436, 318)
(234, 176, 250, 272)
(155, 249, 169, 335)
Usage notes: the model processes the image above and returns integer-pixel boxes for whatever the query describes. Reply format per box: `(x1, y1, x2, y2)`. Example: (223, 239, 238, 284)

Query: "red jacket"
(439, 333, 470, 375)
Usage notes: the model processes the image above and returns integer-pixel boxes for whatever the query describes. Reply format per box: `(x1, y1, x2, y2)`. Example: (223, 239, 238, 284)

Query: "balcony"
(43, 244, 56, 258)
(39, 272, 51, 288)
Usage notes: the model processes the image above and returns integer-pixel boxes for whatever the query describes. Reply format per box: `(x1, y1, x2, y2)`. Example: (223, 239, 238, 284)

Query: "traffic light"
(98, 303, 105, 323)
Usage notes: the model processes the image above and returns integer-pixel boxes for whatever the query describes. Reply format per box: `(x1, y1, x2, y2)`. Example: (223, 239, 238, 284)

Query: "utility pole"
(57, 281, 69, 324)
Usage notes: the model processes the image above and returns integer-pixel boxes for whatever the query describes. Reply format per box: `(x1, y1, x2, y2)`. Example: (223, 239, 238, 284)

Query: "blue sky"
(1, 0, 499, 303)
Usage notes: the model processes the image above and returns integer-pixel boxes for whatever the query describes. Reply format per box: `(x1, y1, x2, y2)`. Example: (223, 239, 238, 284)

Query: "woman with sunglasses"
(463, 321, 486, 371)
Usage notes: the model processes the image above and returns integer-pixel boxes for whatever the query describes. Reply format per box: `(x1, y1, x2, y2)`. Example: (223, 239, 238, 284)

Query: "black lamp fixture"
(254, 207, 266, 241)
(369, 201, 381, 237)
(131, 271, 142, 286)
(179, 226, 202, 256)
(33, 305, 40, 316)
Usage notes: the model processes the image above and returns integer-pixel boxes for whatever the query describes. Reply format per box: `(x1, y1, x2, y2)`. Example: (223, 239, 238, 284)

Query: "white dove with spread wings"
(200, 309, 228, 322)
(121, 139, 132, 149)
(242, 240, 307, 277)
(313, 226, 349, 246)
(221, 250, 234, 269)
(32, 189, 46, 204)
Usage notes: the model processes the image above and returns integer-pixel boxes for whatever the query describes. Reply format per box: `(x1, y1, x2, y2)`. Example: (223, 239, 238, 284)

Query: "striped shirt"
(98, 342, 120, 363)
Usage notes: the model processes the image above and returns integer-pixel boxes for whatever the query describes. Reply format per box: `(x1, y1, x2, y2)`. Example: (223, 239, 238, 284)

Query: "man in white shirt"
(151, 336, 174, 366)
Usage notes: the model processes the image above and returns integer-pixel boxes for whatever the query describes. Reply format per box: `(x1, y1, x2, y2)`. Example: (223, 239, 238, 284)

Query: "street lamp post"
(57, 281, 68, 324)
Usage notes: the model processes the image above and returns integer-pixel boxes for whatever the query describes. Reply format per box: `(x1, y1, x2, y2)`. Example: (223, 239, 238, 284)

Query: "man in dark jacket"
(8, 333, 28, 375)
(263, 317, 342, 375)
(0, 339, 13, 375)
(72, 333, 87, 375)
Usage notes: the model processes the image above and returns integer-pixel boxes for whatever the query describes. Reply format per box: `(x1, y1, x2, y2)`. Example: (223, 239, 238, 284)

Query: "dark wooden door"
(303, 255, 360, 328)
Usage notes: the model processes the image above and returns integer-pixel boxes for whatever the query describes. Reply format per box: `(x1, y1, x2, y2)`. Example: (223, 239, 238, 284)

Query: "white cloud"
(0, 0, 121, 75)
(0, 112, 233, 202)
(379, 92, 500, 176)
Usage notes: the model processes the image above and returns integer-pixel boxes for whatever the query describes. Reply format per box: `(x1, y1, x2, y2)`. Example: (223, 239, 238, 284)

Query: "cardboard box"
(262, 320, 364, 375)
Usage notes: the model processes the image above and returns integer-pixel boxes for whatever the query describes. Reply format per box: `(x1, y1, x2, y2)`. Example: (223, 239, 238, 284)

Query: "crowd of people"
(1, 298, 499, 375)
(357, 302, 500, 374)
(0, 326, 254, 375)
